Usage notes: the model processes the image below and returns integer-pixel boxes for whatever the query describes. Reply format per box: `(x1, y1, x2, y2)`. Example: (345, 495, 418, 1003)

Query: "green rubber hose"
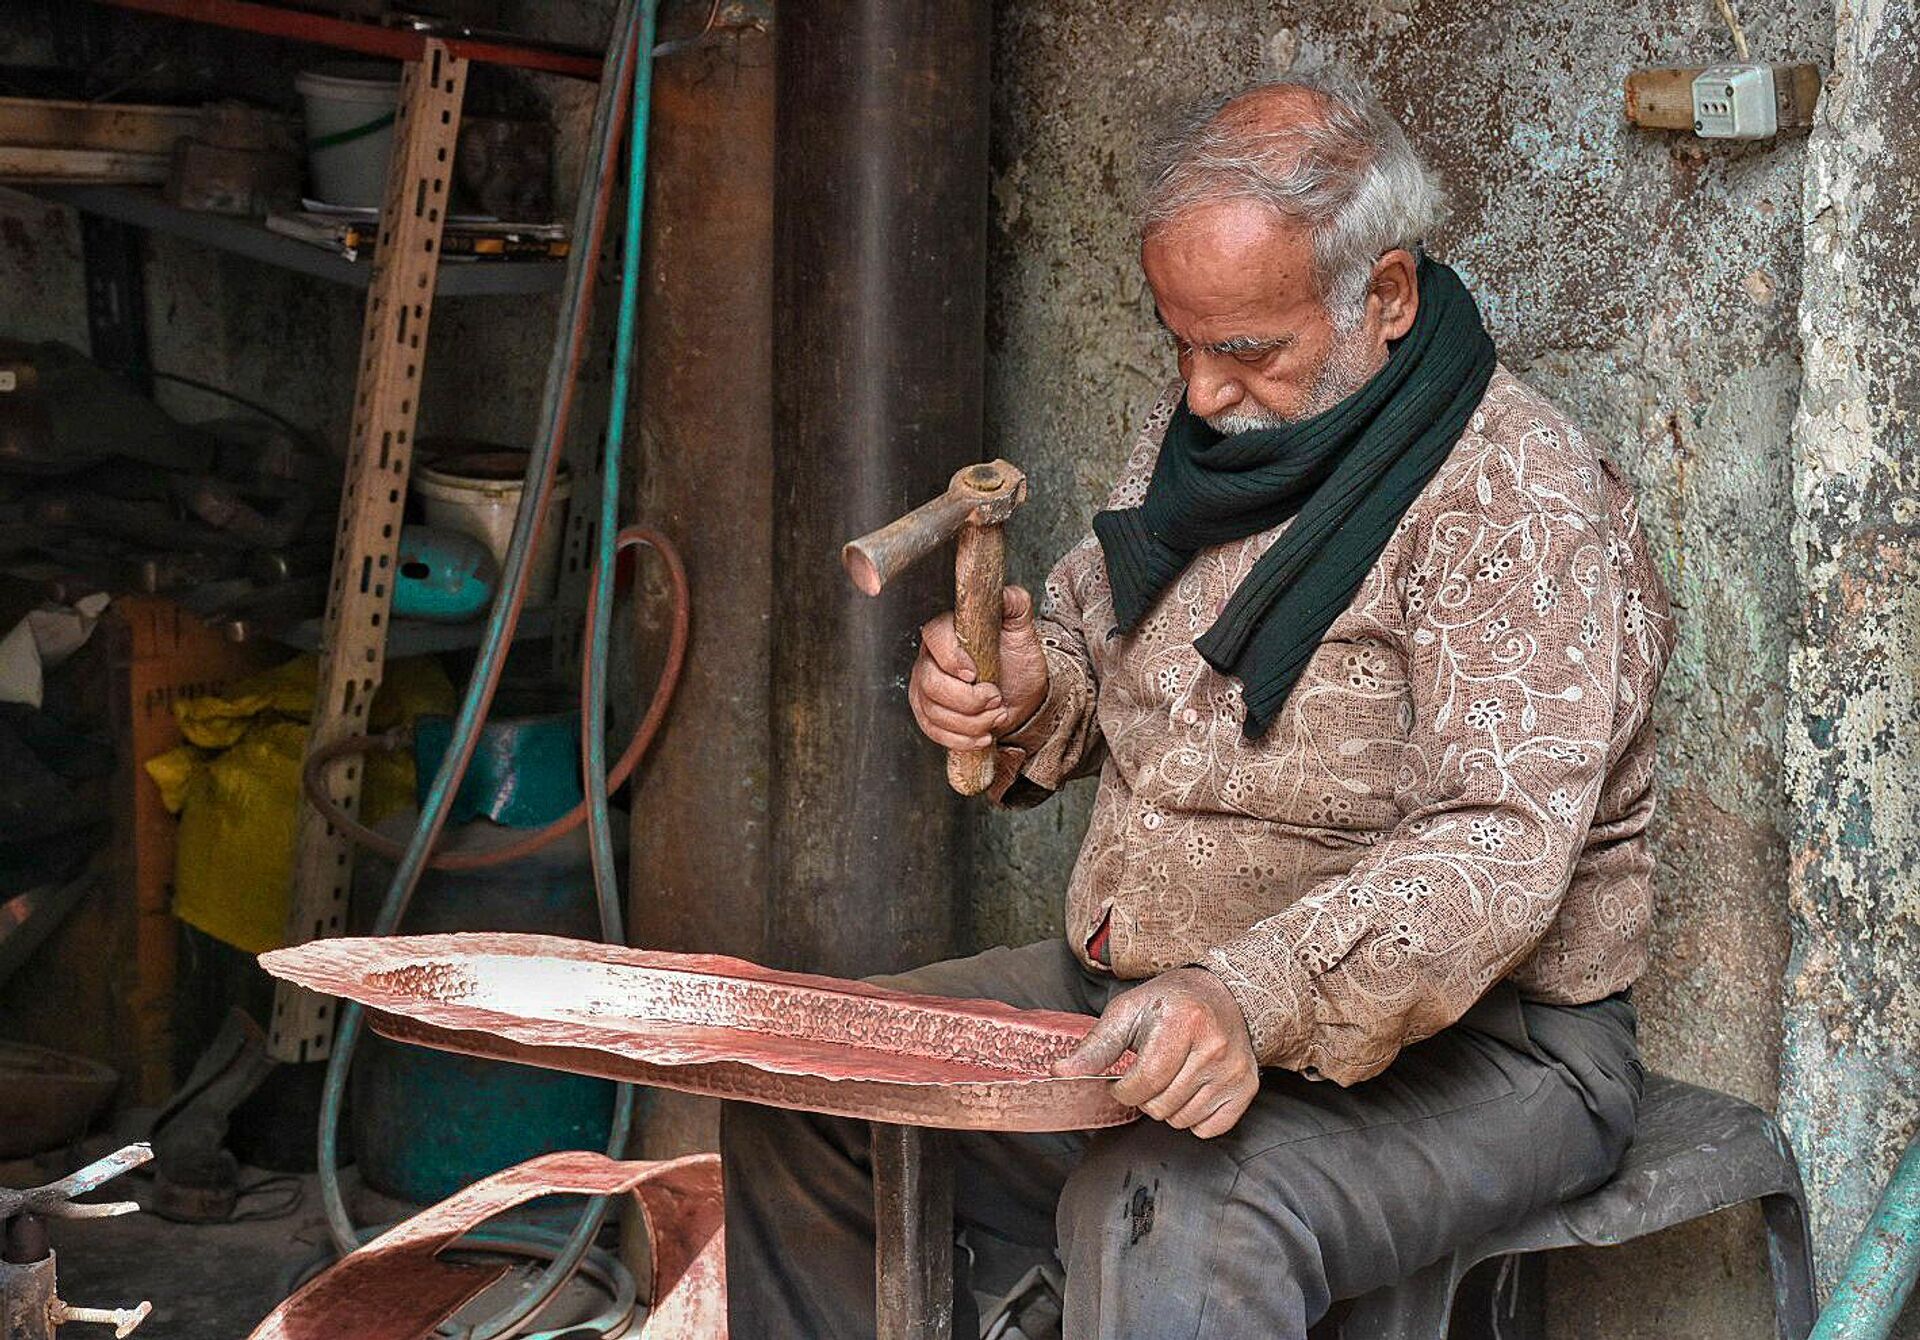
(310, 3, 661, 1336)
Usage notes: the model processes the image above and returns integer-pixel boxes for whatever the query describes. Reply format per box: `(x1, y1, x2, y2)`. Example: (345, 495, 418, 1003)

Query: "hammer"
(843, 460, 1030, 796)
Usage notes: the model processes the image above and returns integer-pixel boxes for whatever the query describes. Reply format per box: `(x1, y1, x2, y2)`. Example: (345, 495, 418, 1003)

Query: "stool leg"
(1338, 1251, 1469, 1340)
(872, 1123, 954, 1340)
(1451, 1253, 1547, 1339)
(1762, 1191, 1819, 1340)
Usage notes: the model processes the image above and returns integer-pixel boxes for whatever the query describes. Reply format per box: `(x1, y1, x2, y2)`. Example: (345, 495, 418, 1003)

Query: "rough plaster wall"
(1782, 0, 1920, 1330)
(979, 3, 1831, 1335)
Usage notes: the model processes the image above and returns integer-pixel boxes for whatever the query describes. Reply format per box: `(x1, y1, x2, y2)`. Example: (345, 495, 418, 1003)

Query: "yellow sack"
(147, 655, 456, 954)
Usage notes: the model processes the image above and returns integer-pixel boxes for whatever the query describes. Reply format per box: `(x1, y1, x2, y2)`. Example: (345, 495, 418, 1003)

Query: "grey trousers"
(720, 939, 1643, 1339)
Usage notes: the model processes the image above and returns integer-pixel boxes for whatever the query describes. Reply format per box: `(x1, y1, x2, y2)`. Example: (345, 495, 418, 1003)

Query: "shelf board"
(18, 184, 565, 297)
(270, 602, 557, 657)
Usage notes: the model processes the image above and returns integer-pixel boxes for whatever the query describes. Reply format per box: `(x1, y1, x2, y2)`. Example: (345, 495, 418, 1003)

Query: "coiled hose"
(309, 2, 668, 1335)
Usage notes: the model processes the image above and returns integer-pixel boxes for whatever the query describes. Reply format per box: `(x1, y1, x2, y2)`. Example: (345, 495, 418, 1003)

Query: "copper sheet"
(248, 1152, 725, 1340)
(260, 934, 1135, 1131)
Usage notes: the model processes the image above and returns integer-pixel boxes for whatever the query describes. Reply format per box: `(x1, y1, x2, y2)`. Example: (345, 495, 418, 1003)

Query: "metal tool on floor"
(0, 1144, 154, 1338)
(147, 1009, 284, 1225)
(842, 459, 1029, 795)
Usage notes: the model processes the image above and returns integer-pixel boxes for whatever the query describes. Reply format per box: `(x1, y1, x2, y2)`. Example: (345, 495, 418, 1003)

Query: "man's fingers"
(1051, 1002, 1137, 1079)
(1188, 1082, 1257, 1140)
(919, 615, 978, 682)
(1138, 1050, 1216, 1123)
(1108, 1024, 1190, 1109)
(916, 664, 1001, 716)
(915, 698, 997, 750)
(1165, 1084, 1232, 1132)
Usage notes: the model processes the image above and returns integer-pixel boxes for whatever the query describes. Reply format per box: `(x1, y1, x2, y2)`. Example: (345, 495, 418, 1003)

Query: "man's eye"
(1231, 346, 1272, 366)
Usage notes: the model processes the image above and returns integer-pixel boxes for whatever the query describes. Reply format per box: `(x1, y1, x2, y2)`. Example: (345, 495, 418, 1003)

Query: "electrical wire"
(149, 369, 327, 455)
(309, 2, 666, 1335)
(1713, 0, 1752, 60)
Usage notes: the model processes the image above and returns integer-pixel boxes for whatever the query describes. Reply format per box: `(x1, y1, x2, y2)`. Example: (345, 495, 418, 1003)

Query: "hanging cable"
(309, 1, 669, 1334)
(1713, 0, 1752, 60)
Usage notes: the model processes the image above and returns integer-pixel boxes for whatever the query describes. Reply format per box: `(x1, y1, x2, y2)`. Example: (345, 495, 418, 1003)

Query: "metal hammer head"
(842, 460, 1028, 596)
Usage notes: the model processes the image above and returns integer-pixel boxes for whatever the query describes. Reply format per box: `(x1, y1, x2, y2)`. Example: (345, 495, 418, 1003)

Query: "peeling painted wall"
(1782, 0, 1920, 1319)
(972, 2, 1904, 1336)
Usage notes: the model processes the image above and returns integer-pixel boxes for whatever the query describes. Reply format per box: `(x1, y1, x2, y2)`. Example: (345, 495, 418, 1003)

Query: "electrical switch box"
(1692, 64, 1778, 139)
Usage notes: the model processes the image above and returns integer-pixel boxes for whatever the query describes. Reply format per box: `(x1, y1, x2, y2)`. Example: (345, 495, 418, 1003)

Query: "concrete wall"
(1782, 0, 1920, 1310)
(975, 1, 1908, 1336)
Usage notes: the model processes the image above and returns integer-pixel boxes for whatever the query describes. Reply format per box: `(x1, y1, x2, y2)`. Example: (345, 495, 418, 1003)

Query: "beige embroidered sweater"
(990, 368, 1675, 1085)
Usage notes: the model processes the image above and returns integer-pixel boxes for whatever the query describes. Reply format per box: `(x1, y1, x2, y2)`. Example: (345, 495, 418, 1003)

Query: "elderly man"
(723, 76, 1674, 1338)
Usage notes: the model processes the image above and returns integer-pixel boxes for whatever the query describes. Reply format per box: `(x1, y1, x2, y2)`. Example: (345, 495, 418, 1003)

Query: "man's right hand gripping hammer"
(841, 460, 1044, 794)
(911, 585, 1050, 761)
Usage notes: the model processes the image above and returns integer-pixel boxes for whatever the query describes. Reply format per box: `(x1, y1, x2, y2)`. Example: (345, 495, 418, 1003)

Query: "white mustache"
(1205, 410, 1290, 434)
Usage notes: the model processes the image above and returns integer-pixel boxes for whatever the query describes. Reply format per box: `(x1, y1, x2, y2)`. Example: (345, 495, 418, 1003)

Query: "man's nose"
(1185, 359, 1243, 420)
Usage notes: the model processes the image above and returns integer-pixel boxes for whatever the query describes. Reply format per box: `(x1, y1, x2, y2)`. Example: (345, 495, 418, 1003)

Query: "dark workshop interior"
(0, 1, 1915, 1338)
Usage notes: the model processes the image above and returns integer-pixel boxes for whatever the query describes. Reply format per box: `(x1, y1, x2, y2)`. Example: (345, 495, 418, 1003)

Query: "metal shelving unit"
(271, 604, 557, 657)
(44, 1, 610, 1066)
(27, 185, 567, 296)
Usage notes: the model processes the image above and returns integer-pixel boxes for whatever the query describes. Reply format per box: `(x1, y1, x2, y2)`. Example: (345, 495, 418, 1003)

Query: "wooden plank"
(0, 96, 201, 153)
(871, 1123, 954, 1340)
(269, 42, 468, 1064)
(108, 596, 279, 1100)
(1624, 63, 1824, 131)
(0, 147, 168, 183)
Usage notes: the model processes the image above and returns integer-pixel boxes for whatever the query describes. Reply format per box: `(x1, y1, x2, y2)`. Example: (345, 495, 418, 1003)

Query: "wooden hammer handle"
(949, 521, 1004, 796)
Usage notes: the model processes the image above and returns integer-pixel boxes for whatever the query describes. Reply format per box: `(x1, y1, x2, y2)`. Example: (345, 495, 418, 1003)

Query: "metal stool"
(1332, 1074, 1820, 1340)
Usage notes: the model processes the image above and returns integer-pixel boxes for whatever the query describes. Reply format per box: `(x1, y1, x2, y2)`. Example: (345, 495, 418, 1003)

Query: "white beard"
(1204, 328, 1382, 433)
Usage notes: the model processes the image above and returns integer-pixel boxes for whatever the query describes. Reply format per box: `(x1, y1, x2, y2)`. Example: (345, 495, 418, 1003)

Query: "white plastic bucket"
(414, 450, 573, 609)
(294, 63, 402, 208)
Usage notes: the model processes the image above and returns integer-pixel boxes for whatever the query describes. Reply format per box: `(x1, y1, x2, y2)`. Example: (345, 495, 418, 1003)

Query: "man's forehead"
(1142, 201, 1316, 288)
(1142, 203, 1323, 340)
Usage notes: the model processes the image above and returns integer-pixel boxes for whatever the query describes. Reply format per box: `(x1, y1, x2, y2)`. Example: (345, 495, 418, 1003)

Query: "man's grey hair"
(1140, 75, 1446, 329)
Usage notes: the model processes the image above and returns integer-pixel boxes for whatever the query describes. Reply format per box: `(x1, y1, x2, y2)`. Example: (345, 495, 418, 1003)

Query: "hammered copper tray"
(261, 933, 1136, 1132)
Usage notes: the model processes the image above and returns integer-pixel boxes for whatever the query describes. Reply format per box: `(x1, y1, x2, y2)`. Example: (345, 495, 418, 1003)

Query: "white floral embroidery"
(1463, 697, 1506, 730)
(1001, 369, 1676, 1084)
(1548, 787, 1581, 825)
(1467, 815, 1509, 851)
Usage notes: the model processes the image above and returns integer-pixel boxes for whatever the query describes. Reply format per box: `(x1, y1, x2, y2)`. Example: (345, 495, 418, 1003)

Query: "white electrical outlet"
(1692, 63, 1778, 139)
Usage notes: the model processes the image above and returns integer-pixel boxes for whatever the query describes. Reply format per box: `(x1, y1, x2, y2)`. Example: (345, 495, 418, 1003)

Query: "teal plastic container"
(349, 809, 623, 1206)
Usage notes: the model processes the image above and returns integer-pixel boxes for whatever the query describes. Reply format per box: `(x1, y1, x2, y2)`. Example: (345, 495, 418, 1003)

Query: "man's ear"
(1368, 248, 1420, 342)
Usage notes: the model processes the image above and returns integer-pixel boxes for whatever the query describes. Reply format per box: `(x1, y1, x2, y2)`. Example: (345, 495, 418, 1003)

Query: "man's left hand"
(1051, 968, 1260, 1138)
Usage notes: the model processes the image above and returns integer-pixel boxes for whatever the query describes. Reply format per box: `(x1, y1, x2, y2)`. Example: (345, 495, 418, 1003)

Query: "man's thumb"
(1002, 585, 1036, 632)
(1051, 1007, 1132, 1078)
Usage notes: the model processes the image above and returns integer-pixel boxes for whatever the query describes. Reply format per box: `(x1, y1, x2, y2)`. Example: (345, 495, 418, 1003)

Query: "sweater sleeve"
(988, 382, 1184, 807)
(1203, 411, 1626, 1082)
(986, 538, 1109, 806)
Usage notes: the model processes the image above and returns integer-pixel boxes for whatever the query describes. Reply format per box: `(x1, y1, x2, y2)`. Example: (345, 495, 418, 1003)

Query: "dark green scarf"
(1093, 258, 1497, 739)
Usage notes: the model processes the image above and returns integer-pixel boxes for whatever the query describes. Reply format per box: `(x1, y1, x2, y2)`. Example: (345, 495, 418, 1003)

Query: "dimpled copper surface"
(248, 1152, 725, 1340)
(260, 934, 1136, 1131)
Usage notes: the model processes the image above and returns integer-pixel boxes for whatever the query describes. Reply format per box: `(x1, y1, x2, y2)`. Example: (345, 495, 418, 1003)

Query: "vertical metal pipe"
(631, 15, 776, 965)
(1810, 1134, 1920, 1340)
(770, 0, 992, 977)
(629, 6, 777, 1161)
